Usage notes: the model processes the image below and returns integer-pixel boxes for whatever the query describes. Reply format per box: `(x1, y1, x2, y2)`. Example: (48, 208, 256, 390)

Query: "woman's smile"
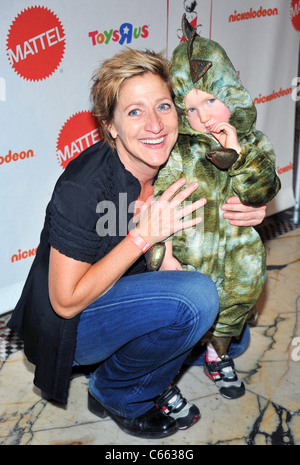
(139, 136, 166, 145)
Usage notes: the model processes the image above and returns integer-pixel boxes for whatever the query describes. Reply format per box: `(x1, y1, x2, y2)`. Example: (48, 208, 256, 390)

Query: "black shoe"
(203, 353, 245, 399)
(88, 391, 179, 438)
(155, 384, 200, 429)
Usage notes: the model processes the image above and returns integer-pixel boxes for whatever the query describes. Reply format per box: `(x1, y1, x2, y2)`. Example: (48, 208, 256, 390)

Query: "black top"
(8, 142, 146, 403)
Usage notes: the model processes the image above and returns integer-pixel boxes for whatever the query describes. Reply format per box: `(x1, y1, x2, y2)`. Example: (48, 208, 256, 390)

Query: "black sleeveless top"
(8, 142, 146, 403)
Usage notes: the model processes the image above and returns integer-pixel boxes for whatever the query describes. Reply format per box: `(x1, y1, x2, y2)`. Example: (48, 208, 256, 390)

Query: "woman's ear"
(103, 120, 117, 139)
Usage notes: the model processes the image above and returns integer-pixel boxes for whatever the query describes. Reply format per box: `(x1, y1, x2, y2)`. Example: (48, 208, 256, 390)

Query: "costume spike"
(181, 14, 213, 83)
(190, 59, 212, 84)
(181, 13, 196, 42)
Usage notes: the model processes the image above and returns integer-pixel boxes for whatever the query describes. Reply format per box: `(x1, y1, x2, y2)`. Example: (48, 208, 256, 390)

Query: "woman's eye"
(128, 109, 140, 116)
(187, 108, 195, 114)
(159, 103, 171, 111)
(208, 99, 215, 104)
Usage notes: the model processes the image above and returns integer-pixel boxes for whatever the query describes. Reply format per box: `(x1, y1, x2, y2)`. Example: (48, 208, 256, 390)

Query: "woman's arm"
(49, 178, 205, 319)
(49, 238, 144, 319)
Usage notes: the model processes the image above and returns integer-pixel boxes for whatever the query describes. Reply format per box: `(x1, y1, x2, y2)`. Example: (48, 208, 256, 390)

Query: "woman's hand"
(49, 178, 206, 319)
(222, 196, 266, 226)
(135, 178, 206, 244)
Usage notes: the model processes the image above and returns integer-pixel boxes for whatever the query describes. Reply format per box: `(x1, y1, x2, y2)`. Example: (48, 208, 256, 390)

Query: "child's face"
(184, 89, 231, 134)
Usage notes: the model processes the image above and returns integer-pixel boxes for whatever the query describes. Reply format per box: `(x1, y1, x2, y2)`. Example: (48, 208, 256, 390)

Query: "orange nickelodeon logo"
(6, 6, 65, 81)
(277, 162, 293, 175)
(253, 86, 292, 105)
(229, 6, 278, 22)
(11, 247, 37, 263)
(0, 149, 34, 166)
(56, 111, 103, 169)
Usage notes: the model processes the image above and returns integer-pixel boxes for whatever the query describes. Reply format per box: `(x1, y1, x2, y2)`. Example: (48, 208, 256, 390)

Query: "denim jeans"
(183, 324, 251, 366)
(74, 270, 219, 418)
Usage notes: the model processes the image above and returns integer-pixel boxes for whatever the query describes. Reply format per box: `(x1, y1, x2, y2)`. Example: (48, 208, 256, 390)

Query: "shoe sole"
(219, 385, 245, 400)
(88, 391, 109, 418)
(88, 392, 179, 439)
(177, 413, 201, 429)
(203, 367, 245, 400)
(172, 404, 201, 429)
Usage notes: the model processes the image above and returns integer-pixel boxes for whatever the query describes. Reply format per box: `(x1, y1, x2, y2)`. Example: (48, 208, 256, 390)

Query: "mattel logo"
(89, 23, 149, 46)
(56, 111, 103, 169)
(6, 6, 65, 81)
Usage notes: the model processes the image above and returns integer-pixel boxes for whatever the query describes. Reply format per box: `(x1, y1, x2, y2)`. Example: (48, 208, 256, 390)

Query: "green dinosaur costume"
(154, 15, 281, 356)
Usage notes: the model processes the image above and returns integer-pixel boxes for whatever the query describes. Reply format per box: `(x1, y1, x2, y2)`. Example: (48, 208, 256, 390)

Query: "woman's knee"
(169, 272, 219, 335)
(180, 272, 219, 316)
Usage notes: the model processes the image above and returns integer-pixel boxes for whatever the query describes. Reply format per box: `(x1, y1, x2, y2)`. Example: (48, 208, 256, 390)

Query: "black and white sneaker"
(155, 384, 200, 429)
(204, 353, 245, 399)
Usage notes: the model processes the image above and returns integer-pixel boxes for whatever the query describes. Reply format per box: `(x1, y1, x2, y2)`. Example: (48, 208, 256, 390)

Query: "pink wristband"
(126, 230, 151, 253)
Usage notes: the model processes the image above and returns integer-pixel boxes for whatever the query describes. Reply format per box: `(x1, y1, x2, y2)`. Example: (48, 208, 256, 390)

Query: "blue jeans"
(183, 324, 251, 366)
(74, 271, 219, 418)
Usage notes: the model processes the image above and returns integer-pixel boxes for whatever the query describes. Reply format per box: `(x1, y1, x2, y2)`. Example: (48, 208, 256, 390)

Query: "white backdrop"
(0, 0, 299, 315)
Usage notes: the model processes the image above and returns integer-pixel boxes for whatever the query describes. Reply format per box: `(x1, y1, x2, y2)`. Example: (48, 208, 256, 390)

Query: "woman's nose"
(145, 110, 163, 132)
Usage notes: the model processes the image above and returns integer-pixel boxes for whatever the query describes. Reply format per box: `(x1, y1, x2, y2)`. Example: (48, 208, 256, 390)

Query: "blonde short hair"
(91, 48, 173, 147)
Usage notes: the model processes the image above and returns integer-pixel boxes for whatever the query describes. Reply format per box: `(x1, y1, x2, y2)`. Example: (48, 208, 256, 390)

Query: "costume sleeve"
(49, 180, 107, 264)
(228, 130, 281, 207)
(154, 143, 184, 198)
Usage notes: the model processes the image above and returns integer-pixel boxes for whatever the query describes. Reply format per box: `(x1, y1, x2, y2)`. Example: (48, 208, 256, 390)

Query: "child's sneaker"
(155, 384, 200, 429)
(204, 353, 245, 399)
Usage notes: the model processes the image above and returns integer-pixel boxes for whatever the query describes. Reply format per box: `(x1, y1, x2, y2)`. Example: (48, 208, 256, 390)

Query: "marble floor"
(0, 226, 299, 446)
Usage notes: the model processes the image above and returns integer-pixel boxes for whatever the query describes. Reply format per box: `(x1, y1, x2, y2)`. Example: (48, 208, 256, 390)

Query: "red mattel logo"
(290, 0, 300, 30)
(56, 111, 104, 169)
(6, 6, 65, 81)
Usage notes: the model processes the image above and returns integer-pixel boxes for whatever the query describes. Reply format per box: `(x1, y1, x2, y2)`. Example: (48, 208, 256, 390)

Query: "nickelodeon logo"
(277, 162, 293, 175)
(88, 23, 149, 46)
(11, 247, 37, 263)
(229, 6, 278, 22)
(253, 86, 292, 105)
(6, 6, 65, 81)
(0, 149, 34, 166)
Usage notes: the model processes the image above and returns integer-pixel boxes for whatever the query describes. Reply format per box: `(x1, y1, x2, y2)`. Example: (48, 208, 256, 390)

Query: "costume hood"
(171, 15, 257, 138)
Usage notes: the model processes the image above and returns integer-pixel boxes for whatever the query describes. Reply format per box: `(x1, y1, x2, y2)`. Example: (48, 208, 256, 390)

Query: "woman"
(8, 48, 266, 439)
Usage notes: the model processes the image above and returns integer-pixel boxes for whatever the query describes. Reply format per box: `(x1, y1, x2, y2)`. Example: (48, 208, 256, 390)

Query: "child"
(153, 15, 281, 399)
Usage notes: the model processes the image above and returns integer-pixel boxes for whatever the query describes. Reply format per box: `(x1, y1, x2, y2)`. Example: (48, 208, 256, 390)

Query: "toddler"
(154, 15, 281, 399)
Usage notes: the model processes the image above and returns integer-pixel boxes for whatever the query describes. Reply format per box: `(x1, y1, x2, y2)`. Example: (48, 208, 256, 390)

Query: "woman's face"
(108, 72, 178, 177)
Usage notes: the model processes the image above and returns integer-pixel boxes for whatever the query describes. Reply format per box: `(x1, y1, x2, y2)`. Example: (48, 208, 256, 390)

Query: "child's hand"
(160, 255, 183, 271)
(209, 122, 241, 154)
(159, 240, 183, 271)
